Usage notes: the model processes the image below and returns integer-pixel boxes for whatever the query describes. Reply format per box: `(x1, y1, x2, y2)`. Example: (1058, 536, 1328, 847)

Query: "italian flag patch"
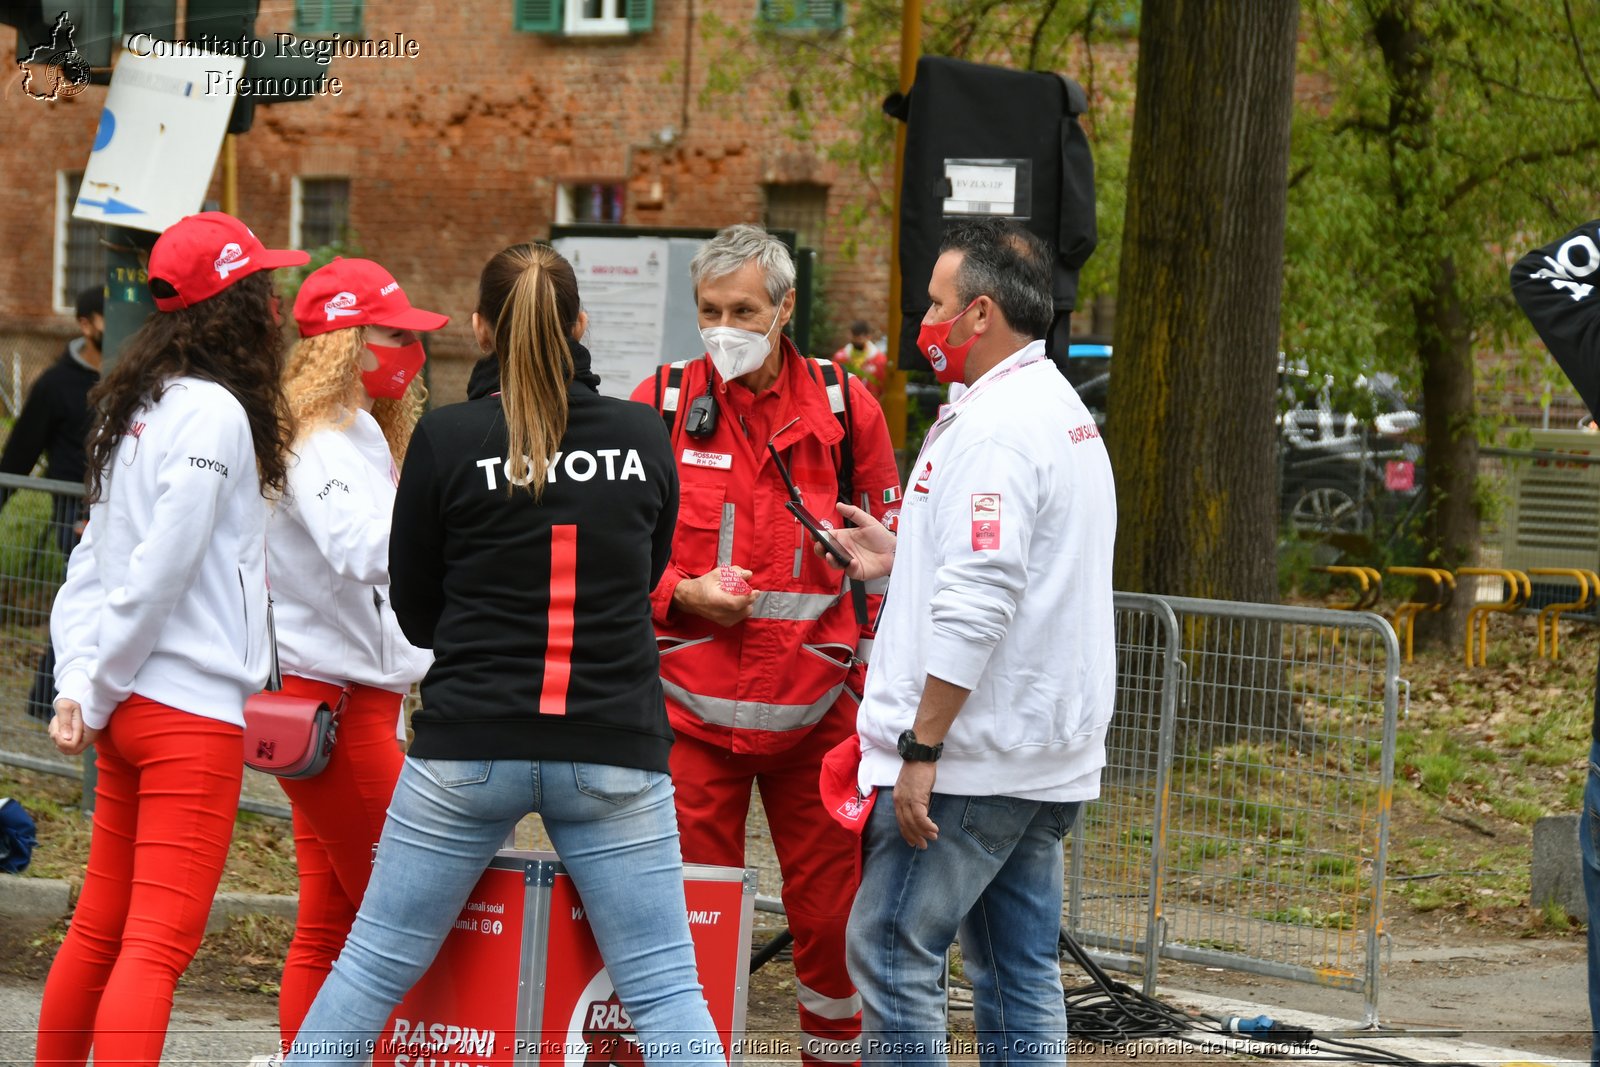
(883, 487, 902, 504)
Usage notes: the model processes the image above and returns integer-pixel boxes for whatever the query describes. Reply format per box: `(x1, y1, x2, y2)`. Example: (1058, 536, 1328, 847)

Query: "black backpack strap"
(811, 359, 868, 627)
(654, 360, 690, 439)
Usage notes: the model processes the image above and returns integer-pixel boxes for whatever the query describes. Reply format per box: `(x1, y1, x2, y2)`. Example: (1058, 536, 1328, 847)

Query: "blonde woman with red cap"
(37, 212, 306, 1066)
(267, 257, 448, 1050)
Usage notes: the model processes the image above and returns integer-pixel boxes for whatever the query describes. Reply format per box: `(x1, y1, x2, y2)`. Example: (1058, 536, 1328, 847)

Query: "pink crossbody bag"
(242, 593, 351, 779)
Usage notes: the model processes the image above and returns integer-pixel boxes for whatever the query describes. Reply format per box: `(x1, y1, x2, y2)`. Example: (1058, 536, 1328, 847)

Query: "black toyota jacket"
(1511, 219, 1600, 743)
(390, 372, 680, 769)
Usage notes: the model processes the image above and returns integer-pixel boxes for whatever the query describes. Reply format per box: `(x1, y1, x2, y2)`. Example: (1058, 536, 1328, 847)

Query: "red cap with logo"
(818, 734, 877, 834)
(293, 257, 450, 338)
(147, 212, 309, 312)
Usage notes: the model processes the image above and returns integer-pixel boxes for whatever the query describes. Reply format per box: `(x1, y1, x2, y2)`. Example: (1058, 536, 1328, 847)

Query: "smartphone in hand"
(786, 500, 854, 567)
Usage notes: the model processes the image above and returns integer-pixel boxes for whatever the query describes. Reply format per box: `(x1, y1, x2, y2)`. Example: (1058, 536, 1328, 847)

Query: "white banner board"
(555, 236, 674, 399)
(72, 46, 244, 233)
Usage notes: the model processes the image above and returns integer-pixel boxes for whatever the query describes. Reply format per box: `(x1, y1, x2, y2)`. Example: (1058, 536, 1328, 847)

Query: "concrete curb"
(0, 874, 71, 921)
(0, 873, 297, 934)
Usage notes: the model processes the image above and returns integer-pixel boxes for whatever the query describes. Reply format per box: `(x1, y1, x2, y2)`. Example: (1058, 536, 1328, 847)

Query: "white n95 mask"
(702, 316, 780, 381)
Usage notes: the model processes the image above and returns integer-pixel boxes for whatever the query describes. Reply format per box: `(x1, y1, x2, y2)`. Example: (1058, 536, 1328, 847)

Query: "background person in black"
(1, 286, 103, 722)
(286, 244, 723, 1066)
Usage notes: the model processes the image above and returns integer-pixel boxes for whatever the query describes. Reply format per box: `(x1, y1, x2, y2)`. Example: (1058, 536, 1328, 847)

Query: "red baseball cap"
(293, 257, 450, 338)
(148, 212, 309, 312)
(818, 735, 877, 834)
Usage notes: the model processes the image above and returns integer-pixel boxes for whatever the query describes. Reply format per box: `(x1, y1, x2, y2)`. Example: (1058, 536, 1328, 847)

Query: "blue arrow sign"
(92, 109, 115, 152)
(77, 197, 145, 216)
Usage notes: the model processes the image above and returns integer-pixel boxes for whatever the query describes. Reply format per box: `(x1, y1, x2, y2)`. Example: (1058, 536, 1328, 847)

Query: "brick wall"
(0, 0, 894, 388)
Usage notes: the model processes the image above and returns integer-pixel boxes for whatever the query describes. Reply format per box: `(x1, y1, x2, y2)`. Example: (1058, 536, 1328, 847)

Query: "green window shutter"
(807, 0, 842, 30)
(758, 0, 843, 31)
(626, 0, 653, 32)
(516, 0, 563, 33)
(294, 0, 364, 34)
(328, 0, 363, 34)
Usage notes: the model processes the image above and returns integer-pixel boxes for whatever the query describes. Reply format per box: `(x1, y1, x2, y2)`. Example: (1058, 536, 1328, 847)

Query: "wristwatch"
(897, 729, 943, 763)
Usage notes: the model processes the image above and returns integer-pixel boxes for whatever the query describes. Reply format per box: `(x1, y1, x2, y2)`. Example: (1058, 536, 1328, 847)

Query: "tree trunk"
(1369, 3, 1479, 644)
(1414, 261, 1479, 643)
(1107, 0, 1301, 742)
(1108, 0, 1300, 603)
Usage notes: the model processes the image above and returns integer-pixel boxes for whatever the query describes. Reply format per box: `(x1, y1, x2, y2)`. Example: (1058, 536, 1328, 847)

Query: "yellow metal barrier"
(1313, 565, 1382, 611)
(1527, 568, 1598, 660)
(1457, 567, 1530, 667)
(1385, 567, 1455, 664)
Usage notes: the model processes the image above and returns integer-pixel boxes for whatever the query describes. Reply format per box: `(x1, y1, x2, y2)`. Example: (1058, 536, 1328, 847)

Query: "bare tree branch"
(1564, 0, 1600, 105)
(1446, 139, 1600, 210)
(1026, 0, 1064, 69)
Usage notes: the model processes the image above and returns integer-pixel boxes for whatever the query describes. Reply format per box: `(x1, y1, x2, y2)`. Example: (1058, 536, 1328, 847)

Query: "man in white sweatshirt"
(827, 219, 1117, 1066)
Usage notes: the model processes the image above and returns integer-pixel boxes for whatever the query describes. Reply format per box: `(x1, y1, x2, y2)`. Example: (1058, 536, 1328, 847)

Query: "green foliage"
(1287, 3, 1600, 402)
(279, 234, 366, 296)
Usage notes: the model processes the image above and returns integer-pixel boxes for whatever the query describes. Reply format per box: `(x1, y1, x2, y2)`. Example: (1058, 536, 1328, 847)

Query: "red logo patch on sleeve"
(970, 493, 1001, 550)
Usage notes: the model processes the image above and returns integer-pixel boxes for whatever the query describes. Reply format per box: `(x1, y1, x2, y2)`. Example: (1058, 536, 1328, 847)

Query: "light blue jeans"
(1583, 739, 1600, 1065)
(284, 756, 724, 1066)
(847, 791, 1081, 1067)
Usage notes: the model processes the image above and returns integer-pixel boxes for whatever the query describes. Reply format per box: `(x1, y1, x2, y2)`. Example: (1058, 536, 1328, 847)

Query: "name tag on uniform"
(682, 448, 734, 470)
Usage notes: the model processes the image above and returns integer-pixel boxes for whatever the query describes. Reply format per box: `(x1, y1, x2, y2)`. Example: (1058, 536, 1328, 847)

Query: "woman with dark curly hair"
(37, 212, 305, 1067)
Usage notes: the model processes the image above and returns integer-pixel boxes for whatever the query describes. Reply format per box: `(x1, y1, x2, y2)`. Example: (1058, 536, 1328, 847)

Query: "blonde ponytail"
(483, 245, 578, 497)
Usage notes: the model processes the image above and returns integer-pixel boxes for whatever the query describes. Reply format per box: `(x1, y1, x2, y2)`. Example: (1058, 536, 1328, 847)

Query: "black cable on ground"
(1053, 928, 1482, 1067)
(748, 927, 793, 974)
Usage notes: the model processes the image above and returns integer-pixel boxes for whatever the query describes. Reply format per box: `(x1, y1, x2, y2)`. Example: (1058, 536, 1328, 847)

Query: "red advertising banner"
(373, 862, 528, 1067)
(537, 871, 748, 1067)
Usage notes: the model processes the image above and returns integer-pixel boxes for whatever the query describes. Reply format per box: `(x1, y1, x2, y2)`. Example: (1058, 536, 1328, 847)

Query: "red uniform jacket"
(629, 339, 901, 755)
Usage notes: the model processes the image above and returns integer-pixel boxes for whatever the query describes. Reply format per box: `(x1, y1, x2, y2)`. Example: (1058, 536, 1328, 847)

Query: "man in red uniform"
(631, 225, 900, 1067)
(832, 321, 889, 399)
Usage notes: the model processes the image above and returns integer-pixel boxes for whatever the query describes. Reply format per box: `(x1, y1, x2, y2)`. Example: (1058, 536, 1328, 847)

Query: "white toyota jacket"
(51, 377, 272, 730)
(857, 340, 1118, 801)
(266, 409, 430, 693)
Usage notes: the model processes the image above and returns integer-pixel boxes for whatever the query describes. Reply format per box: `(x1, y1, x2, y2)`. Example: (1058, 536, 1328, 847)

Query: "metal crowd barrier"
(0, 472, 87, 780)
(1156, 597, 1398, 1026)
(1065, 592, 1182, 995)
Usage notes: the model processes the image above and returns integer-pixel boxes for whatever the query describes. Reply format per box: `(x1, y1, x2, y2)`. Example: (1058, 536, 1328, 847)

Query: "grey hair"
(690, 224, 795, 305)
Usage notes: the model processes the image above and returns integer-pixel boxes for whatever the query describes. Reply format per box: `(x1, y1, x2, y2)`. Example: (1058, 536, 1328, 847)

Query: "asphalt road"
(0, 976, 279, 1066)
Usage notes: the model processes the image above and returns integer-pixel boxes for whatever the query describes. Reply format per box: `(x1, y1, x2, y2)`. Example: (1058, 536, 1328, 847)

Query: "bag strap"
(654, 360, 690, 441)
(807, 359, 868, 627)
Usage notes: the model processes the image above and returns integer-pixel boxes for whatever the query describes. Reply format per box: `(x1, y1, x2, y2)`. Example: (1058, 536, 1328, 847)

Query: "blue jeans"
(847, 790, 1081, 1067)
(285, 756, 724, 1066)
(1584, 739, 1600, 1065)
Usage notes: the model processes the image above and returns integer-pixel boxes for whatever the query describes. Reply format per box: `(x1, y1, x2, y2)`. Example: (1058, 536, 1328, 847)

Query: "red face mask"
(916, 299, 980, 385)
(361, 341, 426, 400)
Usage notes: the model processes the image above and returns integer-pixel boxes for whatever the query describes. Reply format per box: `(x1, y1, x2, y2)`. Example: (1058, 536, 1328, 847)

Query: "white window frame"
(564, 0, 629, 36)
(53, 171, 75, 315)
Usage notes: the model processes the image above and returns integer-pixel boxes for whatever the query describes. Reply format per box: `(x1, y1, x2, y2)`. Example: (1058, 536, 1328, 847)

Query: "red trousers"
(274, 676, 404, 1047)
(35, 696, 242, 1067)
(670, 701, 862, 1067)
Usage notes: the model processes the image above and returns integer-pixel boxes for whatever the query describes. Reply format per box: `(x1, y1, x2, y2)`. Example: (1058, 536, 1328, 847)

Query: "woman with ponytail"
(286, 244, 722, 1066)
(38, 212, 304, 1066)
(268, 258, 448, 1053)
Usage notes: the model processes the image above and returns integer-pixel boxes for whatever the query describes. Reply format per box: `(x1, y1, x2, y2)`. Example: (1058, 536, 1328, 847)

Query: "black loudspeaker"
(885, 56, 1097, 373)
